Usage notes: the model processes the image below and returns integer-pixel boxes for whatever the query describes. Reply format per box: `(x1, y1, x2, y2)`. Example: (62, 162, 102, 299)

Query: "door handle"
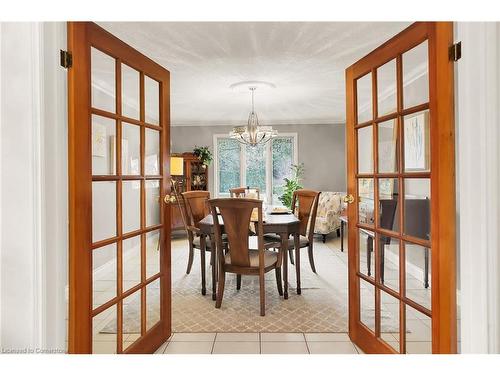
(343, 194, 355, 204)
(164, 194, 176, 204)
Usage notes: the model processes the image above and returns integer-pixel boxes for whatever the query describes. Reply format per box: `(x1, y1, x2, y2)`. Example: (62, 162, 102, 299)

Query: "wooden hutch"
(170, 152, 209, 230)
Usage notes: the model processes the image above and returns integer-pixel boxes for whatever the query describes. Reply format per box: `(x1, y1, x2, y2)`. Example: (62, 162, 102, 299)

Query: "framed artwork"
(379, 178, 394, 199)
(145, 154, 159, 175)
(358, 178, 373, 199)
(378, 118, 398, 174)
(92, 123, 106, 157)
(404, 111, 430, 171)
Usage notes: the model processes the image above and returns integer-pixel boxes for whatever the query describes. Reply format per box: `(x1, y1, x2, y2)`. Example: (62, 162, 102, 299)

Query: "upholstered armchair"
(314, 192, 344, 243)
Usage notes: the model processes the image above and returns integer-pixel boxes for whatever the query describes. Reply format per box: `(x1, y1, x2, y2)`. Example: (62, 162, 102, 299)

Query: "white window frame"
(213, 133, 298, 204)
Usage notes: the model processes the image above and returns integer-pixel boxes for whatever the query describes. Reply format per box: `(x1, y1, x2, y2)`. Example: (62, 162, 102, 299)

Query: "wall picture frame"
(404, 111, 430, 171)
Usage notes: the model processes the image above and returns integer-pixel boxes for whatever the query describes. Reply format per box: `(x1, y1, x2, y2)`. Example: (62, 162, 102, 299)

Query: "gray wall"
(171, 123, 346, 194)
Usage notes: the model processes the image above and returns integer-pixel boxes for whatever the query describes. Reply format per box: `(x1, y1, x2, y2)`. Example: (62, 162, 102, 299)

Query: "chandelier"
(230, 87, 277, 146)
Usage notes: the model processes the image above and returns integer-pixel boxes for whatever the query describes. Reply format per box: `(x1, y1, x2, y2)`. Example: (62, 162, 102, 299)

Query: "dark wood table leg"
(380, 239, 385, 284)
(340, 221, 344, 252)
(210, 235, 217, 301)
(294, 233, 301, 295)
(281, 233, 289, 300)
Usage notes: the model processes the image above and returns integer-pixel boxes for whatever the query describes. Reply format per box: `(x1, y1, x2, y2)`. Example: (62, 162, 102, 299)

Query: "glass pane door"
(346, 22, 456, 354)
(90, 47, 164, 354)
(68, 22, 171, 354)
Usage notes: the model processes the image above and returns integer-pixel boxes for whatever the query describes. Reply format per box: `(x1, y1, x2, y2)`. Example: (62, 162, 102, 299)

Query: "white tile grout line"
(211, 333, 217, 354)
(302, 333, 311, 354)
(353, 342, 360, 354)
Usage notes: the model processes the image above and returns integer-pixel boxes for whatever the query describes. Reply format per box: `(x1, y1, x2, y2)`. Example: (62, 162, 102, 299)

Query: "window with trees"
(214, 134, 297, 204)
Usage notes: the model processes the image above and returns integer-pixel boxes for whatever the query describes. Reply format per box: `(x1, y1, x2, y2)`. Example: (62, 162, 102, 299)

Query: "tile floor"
(90, 231, 441, 354)
(154, 332, 362, 354)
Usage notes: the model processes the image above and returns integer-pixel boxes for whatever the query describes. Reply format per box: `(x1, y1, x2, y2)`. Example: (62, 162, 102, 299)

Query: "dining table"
(197, 210, 301, 301)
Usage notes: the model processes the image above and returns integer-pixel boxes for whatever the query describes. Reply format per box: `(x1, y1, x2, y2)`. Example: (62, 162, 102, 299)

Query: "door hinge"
(60, 50, 72, 68)
(449, 42, 462, 62)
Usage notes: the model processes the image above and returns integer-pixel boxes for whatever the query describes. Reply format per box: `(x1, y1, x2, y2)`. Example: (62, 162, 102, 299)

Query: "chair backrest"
(208, 198, 264, 268)
(379, 199, 399, 238)
(229, 186, 260, 199)
(404, 198, 430, 240)
(181, 191, 210, 228)
(292, 189, 321, 237)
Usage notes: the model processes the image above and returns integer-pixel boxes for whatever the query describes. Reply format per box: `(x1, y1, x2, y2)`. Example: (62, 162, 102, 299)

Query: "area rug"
(101, 238, 401, 333)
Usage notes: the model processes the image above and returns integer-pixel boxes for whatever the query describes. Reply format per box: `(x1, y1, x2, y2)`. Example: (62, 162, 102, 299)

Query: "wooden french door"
(67, 22, 171, 353)
(345, 22, 456, 354)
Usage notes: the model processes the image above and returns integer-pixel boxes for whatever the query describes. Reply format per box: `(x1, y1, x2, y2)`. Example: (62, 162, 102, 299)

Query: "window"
(214, 134, 297, 205)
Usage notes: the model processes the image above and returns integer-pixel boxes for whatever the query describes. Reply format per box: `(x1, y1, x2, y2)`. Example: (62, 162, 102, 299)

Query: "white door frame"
(456, 21, 500, 354)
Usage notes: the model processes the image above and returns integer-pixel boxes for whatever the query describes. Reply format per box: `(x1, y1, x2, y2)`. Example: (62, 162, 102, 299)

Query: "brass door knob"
(164, 194, 176, 204)
(344, 194, 355, 204)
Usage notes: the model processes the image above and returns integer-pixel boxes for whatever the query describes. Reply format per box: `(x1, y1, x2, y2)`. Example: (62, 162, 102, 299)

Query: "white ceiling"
(99, 22, 411, 127)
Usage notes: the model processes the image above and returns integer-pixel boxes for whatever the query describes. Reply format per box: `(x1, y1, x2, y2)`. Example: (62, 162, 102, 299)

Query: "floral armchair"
(314, 192, 346, 242)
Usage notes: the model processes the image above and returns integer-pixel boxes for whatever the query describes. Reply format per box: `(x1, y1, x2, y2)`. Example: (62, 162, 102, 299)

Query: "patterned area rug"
(102, 237, 400, 334)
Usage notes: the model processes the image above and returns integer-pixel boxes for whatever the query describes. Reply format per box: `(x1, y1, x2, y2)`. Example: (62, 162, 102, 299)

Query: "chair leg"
(424, 248, 430, 288)
(322, 234, 326, 243)
(340, 222, 344, 252)
(186, 243, 194, 274)
(200, 246, 206, 296)
(295, 236, 301, 294)
(259, 270, 265, 316)
(210, 236, 217, 301)
(307, 244, 317, 273)
(215, 270, 226, 309)
(380, 240, 385, 284)
(337, 228, 341, 237)
(275, 268, 283, 296)
(289, 249, 295, 265)
(210, 249, 216, 296)
(236, 274, 241, 290)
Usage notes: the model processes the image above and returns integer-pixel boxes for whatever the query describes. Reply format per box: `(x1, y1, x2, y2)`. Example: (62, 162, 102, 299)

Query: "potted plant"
(279, 163, 305, 209)
(193, 146, 213, 169)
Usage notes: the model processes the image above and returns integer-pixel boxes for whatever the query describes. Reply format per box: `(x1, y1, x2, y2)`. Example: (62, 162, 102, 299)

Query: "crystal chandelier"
(230, 87, 277, 146)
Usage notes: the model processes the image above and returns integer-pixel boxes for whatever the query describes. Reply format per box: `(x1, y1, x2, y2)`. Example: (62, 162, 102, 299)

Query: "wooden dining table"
(197, 211, 301, 301)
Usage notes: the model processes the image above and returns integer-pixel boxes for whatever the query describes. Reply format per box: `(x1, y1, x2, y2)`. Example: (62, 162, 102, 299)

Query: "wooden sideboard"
(171, 152, 209, 230)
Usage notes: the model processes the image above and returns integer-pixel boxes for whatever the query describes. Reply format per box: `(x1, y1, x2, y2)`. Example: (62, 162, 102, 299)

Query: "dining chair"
(404, 198, 431, 288)
(377, 199, 398, 283)
(181, 190, 213, 296)
(208, 198, 282, 316)
(229, 186, 260, 199)
(265, 189, 320, 282)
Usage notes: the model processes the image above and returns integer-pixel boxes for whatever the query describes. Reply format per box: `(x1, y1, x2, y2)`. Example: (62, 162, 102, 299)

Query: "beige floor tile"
(212, 341, 260, 354)
(125, 333, 141, 342)
(261, 341, 309, 354)
(305, 333, 350, 342)
(405, 319, 432, 341)
(93, 333, 117, 342)
(406, 341, 432, 354)
(92, 341, 116, 354)
(385, 341, 400, 352)
(308, 341, 358, 354)
(216, 332, 259, 342)
(261, 332, 305, 342)
(381, 333, 398, 342)
(164, 341, 214, 354)
(170, 332, 216, 342)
